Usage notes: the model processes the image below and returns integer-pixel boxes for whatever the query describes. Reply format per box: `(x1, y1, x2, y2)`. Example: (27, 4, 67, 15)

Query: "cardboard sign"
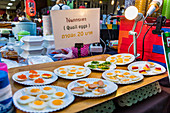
(50, 8, 100, 50)
(162, 32, 170, 82)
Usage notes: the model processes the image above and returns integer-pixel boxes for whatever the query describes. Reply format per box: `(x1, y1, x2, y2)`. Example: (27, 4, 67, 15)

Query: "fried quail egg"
(117, 58, 123, 63)
(76, 71, 85, 76)
(28, 74, 40, 80)
(77, 80, 87, 87)
(17, 95, 35, 105)
(124, 59, 130, 62)
(117, 74, 126, 79)
(68, 69, 77, 74)
(58, 67, 67, 71)
(108, 76, 119, 82)
(105, 72, 116, 77)
(34, 78, 45, 84)
(69, 66, 77, 70)
(48, 99, 64, 109)
(29, 100, 47, 110)
(41, 73, 53, 78)
(67, 73, 75, 77)
(128, 75, 139, 81)
(16, 74, 27, 81)
(123, 72, 131, 76)
(93, 80, 106, 88)
(26, 88, 42, 96)
(117, 55, 122, 58)
(124, 56, 131, 59)
(77, 67, 86, 72)
(37, 94, 51, 102)
(110, 56, 116, 60)
(148, 62, 155, 68)
(92, 88, 106, 95)
(131, 66, 139, 72)
(110, 59, 117, 63)
(29, 70, 38, 75)
(153, 67, 162, 73)
(139, 70, 147, 74)
(59, 70, 68, 76)
(120, 78, 132, 83)
(114, 70, 121, 74)
(42, 87, 56, 95)
(52, 92, 66, 99)
(143, 64, 150, 71)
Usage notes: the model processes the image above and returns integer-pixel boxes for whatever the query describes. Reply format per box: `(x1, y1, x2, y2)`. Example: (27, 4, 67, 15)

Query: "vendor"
(51, 0, 70, 10)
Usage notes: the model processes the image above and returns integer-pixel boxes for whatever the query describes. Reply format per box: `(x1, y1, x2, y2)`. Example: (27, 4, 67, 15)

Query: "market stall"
(8, 54, 168, 113)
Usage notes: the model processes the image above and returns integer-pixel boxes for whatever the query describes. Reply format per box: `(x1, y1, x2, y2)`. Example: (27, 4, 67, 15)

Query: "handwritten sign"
(50, 8, 100, 50)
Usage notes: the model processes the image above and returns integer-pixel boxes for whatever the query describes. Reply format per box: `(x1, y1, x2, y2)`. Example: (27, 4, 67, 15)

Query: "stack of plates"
(20, 36, 43, 58)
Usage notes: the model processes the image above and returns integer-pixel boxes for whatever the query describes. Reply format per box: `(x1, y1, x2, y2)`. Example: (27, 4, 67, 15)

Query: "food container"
(42, 35, 55, 48)
(20, 48, 43, 59)
(17, 30, 30, 41)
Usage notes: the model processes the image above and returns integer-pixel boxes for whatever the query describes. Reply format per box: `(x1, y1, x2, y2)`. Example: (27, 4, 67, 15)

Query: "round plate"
(106, 53, 135, 65)
(67, 78, 118, 97)
(54, 65, 91, 80)
(127, 61, 166, 76)
(12, 70, 58, 85)
(13, 85, 75, 113)
(102, 69, 144, 84)
(84, 61, 116, 71)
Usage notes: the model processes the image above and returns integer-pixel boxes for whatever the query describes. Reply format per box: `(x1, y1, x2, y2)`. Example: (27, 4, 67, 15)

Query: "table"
(8, 54, 168, 113)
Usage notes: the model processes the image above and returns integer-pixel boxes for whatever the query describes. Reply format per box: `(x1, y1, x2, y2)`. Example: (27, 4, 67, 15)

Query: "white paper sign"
(50, 8, 100, 50)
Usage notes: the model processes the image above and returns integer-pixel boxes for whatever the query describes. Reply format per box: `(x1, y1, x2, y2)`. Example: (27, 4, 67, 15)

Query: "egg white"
(153, 67, 162, 73)
(123, 72, 131, 76)
(105, 72, 116, 77)
(77, 67, 86, 72)
(77, 80, 88, 87)
(107, 76, 119, 82)
(26, 88, 42, 96)
(128, 75, 139, 81)
(28, 74, 40, 80)
(17, 95, 35, 105)
(120, 78, 132, 84)
(76, 71, 85, 76)
(48, 99, 64, 109)
(68, 69, 77, 74)
(29, 100, 47, 110)
(59, 70, 68, 76)
(117, 74, 126, 79)
(92, 89, 106, 95)
(52, 92, 66, 99)
(37, 94, 51, 102)
(84, 84, 97, 92)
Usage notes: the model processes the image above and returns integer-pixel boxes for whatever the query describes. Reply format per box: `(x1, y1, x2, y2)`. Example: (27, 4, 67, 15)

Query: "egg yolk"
(117, 55, 122, 57)
(117, 60, 123, 63)
(111, 57, 116, 59)
(93, 82, 98, 84)
(52, 100, 63, 105)
(115, 71, 121, 73)
(70, 70, 76, 72)
(78, 68, 84, 70)
(71, 67, 76, 68)
(68, 74, 74, 76)
(123, 79, 130, 82)
(129, 75, 136, 78)
(85, 84, 90, 87)
(29, 74, 40, 78)
(18, 74, 27, 79)
(124, 59, 130, 62)
(118, 75, 124, 77)
(106, 73, 113, 75)
(123, 72, 130, 75)
(30, 88, 40, 93)
(109, 76, 116, 80)
(143, 66, 150, 71)
(124, 56, 131, 58)
(76, 72, 82, 74)
(59, 68, 65, 70)
(77, 81, 87, 84)
(34, 100, 44, 105)
(40, 94, 48, 99)
(149, 62, 154, 65)
(29, 70, 38, 74)
(20, 95, 30, 100)
(60, 71, 67, 74)
(110, 60, 115, 62)
(55, 92, 64, 97)
(43, 87, 52, 90)
(94, 89, 99, 92)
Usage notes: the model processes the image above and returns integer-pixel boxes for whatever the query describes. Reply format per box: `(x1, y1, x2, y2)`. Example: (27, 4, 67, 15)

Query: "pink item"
(0, 63, 8, 73)
(71, 44, 90, 58)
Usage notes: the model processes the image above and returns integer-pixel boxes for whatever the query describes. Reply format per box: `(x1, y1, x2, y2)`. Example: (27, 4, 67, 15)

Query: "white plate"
(13, 85, 75, 113)
(12, 70, 58, 85)
(84, 61, 116, 71)
(127, 61, 166, 76)
(54, 65, 91, 80)
(67, 78, 118, 97)
(102, 69, 144, 84)
(28, 56, 54, 65)
(106, 53, 135, 65)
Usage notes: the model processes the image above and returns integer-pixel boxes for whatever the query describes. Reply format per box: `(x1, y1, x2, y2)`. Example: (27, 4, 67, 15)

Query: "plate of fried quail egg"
(106, 53, 135, 65)
(54, 65, 91, 80)
(12, 70, 58, 85)
(128, 61, 166, 76)
(102, 69, 144, 84)
(67, 78, 118, 97)
(13, 85, 75, 112)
